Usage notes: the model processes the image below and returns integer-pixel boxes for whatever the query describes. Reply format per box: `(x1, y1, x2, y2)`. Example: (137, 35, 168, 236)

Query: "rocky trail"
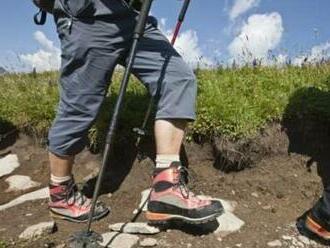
(0, 125, 327, 248)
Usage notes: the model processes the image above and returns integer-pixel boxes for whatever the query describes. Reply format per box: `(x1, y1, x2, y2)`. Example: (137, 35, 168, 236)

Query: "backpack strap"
(34, 9, 47, 25)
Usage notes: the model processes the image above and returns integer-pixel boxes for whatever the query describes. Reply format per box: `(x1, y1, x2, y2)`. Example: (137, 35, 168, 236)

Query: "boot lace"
(173, 166, 195, 199)
(65, 182, 89, 207)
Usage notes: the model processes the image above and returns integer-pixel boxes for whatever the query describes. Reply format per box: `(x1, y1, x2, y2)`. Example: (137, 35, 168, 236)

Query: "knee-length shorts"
(48, 0, 197, 156)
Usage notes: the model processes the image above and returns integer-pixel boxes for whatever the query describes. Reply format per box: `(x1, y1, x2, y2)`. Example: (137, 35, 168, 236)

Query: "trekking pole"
(68, 1, 154, 247)
(134, 0, 192, 155)
(171, 0, 191, 45)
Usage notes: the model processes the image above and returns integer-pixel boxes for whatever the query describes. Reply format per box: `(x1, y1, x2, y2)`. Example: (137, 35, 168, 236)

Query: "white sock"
(156, 154, 180, 169)
(50, 174, 72, 184)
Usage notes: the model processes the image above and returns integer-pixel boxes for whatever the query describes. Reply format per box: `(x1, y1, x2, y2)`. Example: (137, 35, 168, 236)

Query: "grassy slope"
(194, 64, 330, 138)
(0, 64, 329, 144)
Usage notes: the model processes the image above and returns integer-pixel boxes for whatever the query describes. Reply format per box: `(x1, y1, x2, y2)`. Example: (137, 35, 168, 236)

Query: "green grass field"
(0, 64, 329, 145)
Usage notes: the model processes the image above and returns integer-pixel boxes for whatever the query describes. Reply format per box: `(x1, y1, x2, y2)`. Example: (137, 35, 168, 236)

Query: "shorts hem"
(155, 115, 196, 122)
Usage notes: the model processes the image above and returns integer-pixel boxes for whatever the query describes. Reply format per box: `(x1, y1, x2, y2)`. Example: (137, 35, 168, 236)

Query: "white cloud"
(229, 0, 260, 20)
(293, 41, 330, 66)
(228, 12, 284, 65)
(172, 30, 213, 68)
(275, 54, 288, 66)
(159, 19, 213, 68)
(18, 25, 212, 72)
(20, 31, 60, 72)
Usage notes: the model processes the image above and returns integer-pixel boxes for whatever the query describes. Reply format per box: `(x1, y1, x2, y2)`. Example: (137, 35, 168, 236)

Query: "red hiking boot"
(297, 198, 330, 245)
(146, 162, 224, 224)
(49, 178, 109, 223)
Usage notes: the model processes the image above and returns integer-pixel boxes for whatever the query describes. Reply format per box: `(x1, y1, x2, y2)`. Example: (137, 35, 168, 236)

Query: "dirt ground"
(0, 125, 327, 248)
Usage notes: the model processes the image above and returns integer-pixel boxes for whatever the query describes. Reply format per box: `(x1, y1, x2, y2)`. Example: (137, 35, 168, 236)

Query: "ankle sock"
(155, 154, 180, 169)
(50, 174, 72, 184)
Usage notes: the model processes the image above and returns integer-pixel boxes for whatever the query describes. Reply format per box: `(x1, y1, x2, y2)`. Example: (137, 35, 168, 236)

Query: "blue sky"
(1, 0, 329, 70)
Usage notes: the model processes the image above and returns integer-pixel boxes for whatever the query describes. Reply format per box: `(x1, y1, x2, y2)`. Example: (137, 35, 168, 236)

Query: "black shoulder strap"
(34, 9, 47, 25)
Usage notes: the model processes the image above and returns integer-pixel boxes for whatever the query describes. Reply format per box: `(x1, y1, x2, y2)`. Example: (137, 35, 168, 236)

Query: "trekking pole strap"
(34, 9, 47, 25)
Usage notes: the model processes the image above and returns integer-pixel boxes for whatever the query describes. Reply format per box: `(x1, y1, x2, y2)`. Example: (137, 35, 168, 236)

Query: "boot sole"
(50, 208, 110, 223)
(145, 209, 224, 225)
(296, 213, 330, 246)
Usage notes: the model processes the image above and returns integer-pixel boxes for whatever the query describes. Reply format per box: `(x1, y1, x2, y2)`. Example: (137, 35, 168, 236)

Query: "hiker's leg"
(47, 4, 132, 221)
(128, 21, 196, 157)
(129, 21, 223, 223)
(48, 0, 137, 181)
(49, 153, 73, 178)
(154, 119, 185, 155)
(48, 41, 119, 170)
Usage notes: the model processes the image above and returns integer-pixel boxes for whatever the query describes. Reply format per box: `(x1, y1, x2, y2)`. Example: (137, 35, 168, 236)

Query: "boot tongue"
(49, 178, 75, 202)
(153, 161, 181, 176)
(169, 161, 181, 168)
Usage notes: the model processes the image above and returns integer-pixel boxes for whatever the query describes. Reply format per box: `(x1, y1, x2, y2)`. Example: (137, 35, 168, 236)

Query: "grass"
(0, 72, 59, 138)
(193, 64, 330, 139)
(0, 240, 7, 248)
(0, 64, 330, 146)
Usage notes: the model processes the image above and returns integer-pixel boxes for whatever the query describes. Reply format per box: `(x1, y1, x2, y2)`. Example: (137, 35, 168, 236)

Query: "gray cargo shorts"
(48, 0, 197, 156)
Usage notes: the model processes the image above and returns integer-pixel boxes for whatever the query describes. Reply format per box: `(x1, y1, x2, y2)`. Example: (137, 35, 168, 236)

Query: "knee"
(48, 93, 103, 156)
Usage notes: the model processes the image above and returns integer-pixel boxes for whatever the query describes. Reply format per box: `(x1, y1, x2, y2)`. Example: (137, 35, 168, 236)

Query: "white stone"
(282, 235, 292, 240)
(109, 222, 160, 235)
(251, 192, 259, 198)
(0, 187, 49, 211)
(19, 221, 55, 240)
(310, 240, 317, 246)
(133, 188, 151, 214)
(0, 154, 20, 178)
(5, 175, 41, 192)
(140, 238, 158, 247)
(296, 241, 304, 247)
(132, 209, 138, 215)
(220, 199, 237, 213)
(99, 232, 139, 248)
(83, 168, 99, 182)
(297, 235, 310, 245)
(214, 212, 245, 237)
(267, 240, 282, 247)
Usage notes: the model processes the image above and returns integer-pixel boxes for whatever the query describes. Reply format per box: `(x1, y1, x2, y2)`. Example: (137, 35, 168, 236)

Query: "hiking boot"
(49, 178, 110, 223)
(296, 198, 330, 245)
(146, 162, 224, 224)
